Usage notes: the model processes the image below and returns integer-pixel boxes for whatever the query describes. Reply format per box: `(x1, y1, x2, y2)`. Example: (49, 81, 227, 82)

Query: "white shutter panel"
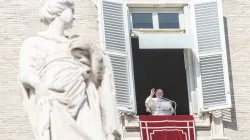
(190, 0, 231, 112)
(99, 0, 136, 112)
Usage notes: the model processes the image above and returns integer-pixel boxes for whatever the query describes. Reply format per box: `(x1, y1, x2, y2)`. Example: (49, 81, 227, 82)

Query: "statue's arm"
(19, 38, 45, 136)
(19, 38, 41, 89)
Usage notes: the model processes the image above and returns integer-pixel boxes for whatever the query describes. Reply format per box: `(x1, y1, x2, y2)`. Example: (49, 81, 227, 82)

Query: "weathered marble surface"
(18, 0, 121, 139)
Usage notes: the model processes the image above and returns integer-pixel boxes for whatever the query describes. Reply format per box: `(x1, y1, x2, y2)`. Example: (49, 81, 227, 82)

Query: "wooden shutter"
(190, 0, 231, 112)
(99, 0, 136, 112)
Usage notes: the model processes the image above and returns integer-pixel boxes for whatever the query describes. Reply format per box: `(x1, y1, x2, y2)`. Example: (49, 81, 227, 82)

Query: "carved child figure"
(70, 38, 105, 87)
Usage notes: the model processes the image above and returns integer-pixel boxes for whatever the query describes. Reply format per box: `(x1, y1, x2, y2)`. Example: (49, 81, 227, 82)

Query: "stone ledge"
(124, 115, 211, 128)
(122, 137, 141, 140)
(211, 137, 229, 140)
(194, 113, 211, 128)
(196, 136, 210, 140)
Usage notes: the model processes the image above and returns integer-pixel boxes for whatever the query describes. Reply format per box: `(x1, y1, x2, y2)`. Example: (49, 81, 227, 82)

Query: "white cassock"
(145, 95, 174, 115)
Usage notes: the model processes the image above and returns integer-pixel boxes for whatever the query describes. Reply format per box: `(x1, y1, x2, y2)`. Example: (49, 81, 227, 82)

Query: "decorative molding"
(194, 113, 211, 128)
(126, 0, 190, 8)
(119, 111, 137, 118)
(131, 29, 185, 37)
(211, 110, 229, 140)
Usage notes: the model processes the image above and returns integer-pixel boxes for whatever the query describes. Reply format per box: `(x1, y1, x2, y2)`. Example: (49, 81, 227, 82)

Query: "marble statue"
(18, 0, 121, 139)
(145, 88, 175, 115)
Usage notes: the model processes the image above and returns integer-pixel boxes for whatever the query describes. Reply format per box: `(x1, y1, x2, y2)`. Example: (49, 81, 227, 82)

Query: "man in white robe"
(145, 88, 175, 115)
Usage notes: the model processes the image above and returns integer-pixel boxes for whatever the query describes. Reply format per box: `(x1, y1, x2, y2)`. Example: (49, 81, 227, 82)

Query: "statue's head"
(156, 89, 164, 99)
(40, 0, 75, 29)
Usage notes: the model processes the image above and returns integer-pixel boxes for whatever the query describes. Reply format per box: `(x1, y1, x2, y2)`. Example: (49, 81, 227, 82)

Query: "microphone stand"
(161, 97, 177, 115)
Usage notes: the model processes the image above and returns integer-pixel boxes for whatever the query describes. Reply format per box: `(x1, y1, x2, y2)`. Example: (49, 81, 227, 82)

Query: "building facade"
(0, 0, 249, 140)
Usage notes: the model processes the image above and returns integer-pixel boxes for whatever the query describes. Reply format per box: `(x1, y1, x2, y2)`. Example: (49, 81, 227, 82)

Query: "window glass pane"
(132, 13, 153, 29)
(158, 13, 179, 29)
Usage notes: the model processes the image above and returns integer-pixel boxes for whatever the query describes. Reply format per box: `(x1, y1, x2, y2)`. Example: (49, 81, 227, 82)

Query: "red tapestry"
(139, 115, 196, 140)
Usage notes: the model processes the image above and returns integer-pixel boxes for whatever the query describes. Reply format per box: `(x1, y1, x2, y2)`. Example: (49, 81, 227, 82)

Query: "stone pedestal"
(210, 110, 229, 140)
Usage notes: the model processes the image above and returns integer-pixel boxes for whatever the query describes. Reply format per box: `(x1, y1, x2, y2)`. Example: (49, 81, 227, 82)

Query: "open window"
(131, 38, 191, 115)
(128, 5, 198, 115)
(128, 6, 197, 115)
(98, 0, 197, 115)
(98, 0, 232, 115)
(189, 0, 231, 112)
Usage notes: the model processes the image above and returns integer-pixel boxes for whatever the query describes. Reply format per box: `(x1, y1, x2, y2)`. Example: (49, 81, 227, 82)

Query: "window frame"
(97, 0, 230, 129)
(128, 6, 198, 116)
(129, 7, 185, 30)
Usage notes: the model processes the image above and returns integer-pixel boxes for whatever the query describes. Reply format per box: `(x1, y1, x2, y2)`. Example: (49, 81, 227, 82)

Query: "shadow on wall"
(222, 17, 238, 131)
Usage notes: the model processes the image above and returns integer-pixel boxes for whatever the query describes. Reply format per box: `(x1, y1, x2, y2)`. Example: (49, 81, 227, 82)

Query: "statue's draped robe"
(19, 33, 120, 140)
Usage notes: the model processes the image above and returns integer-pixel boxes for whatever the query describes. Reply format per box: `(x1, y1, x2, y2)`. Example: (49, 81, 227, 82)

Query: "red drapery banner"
(139, 115, 196, 140)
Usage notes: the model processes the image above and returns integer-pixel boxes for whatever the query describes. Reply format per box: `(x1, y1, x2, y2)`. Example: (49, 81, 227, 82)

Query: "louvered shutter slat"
(103, 1, 127, 53)
(100, 0, 135, 111)
(110, 54, 131, 108)
(191, 0, 231, 111)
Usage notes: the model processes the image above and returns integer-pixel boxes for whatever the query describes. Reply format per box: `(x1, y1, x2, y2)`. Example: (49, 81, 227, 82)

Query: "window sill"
(131, 29, 185, 37)
(194, 114, 211, 128)
(123, 114, 211, 129)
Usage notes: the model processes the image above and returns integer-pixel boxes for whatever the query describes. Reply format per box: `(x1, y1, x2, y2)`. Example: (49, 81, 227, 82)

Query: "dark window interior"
(131, 38, 189, 115)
